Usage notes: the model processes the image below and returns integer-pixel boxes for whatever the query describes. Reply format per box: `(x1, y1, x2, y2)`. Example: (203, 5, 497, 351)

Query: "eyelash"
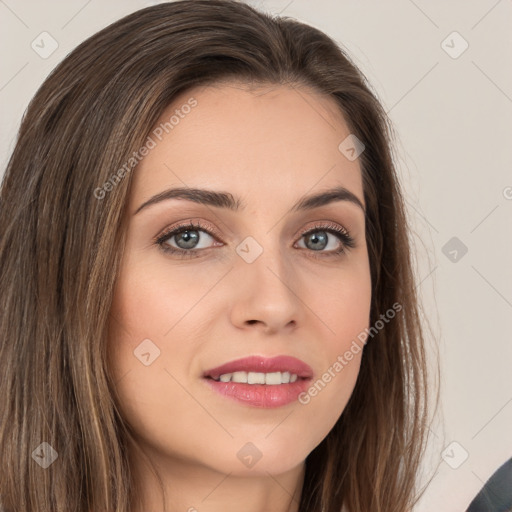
(154, 220, 356, 260)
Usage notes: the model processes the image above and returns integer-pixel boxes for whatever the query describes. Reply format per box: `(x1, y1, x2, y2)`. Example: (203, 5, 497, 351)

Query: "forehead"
(129, 81, 364, 213)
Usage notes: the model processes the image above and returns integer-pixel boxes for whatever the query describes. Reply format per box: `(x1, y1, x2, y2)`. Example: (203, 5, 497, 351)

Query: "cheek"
(106, 254, 216, 424)
(283, 261, 370, 449)
(293, 341, 364, 458)
(108, 250, 215, 354)
(106, 262, 198, 454)
(306, 255, 372, 351)
(106, 258, 179, 409)
(111, 261, 184, 333)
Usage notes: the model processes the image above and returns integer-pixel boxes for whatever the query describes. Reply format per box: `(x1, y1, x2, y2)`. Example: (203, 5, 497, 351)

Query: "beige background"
(1, 1, 511, 510)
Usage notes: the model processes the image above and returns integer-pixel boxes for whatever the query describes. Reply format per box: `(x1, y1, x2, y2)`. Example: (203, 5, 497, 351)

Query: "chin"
(205, 435, 314, 477)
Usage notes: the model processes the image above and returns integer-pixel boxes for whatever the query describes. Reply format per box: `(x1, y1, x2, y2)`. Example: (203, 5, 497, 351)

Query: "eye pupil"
(176, 230, 199, 249)
(306, 231, 328, 250)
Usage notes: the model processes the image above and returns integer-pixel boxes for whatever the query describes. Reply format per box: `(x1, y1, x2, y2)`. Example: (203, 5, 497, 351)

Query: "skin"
(107, 81, 372, 512)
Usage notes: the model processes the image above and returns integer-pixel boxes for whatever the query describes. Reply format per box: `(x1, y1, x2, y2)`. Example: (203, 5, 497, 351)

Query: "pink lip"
(202, 355, 313, 408)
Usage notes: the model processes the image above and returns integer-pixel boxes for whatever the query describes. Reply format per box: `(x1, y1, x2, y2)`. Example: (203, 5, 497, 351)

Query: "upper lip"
(203, 355, 313, 380)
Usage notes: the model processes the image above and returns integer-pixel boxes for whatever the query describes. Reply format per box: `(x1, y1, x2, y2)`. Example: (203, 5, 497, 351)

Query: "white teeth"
(232, 371, 248, 383)
(264, 372, 281, 385)
(215, 371, 299, 384)
(248, 372, 266, 384)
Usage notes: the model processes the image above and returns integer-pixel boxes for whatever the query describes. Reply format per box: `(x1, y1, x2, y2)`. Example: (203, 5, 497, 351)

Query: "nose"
(229, 244, 301, 335)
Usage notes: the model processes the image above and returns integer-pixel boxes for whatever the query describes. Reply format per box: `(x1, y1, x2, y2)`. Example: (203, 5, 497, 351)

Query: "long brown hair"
(0, 1, 436, 511)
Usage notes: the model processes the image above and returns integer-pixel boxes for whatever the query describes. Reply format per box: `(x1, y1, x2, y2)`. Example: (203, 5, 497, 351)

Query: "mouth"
(202, 355, 313, 408)
(208, 370, 301, 385)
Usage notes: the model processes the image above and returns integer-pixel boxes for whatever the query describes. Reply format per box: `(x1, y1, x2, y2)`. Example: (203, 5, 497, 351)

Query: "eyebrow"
(134, 185, 365, 216)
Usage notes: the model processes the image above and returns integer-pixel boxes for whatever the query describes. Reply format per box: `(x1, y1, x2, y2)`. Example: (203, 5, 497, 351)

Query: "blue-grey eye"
(165, 228, 215, 250)
(304, 231, 328, 251)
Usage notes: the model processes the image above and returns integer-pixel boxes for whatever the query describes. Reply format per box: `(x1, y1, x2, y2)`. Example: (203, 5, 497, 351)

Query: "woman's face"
(108, 81, 371, 477)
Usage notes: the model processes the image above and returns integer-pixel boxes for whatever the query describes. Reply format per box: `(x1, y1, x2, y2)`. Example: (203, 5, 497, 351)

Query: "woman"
(0, 1, 434, 511)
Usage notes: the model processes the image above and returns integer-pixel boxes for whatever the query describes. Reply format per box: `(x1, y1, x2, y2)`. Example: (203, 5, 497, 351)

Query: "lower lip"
(203, 377, 311, 408)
